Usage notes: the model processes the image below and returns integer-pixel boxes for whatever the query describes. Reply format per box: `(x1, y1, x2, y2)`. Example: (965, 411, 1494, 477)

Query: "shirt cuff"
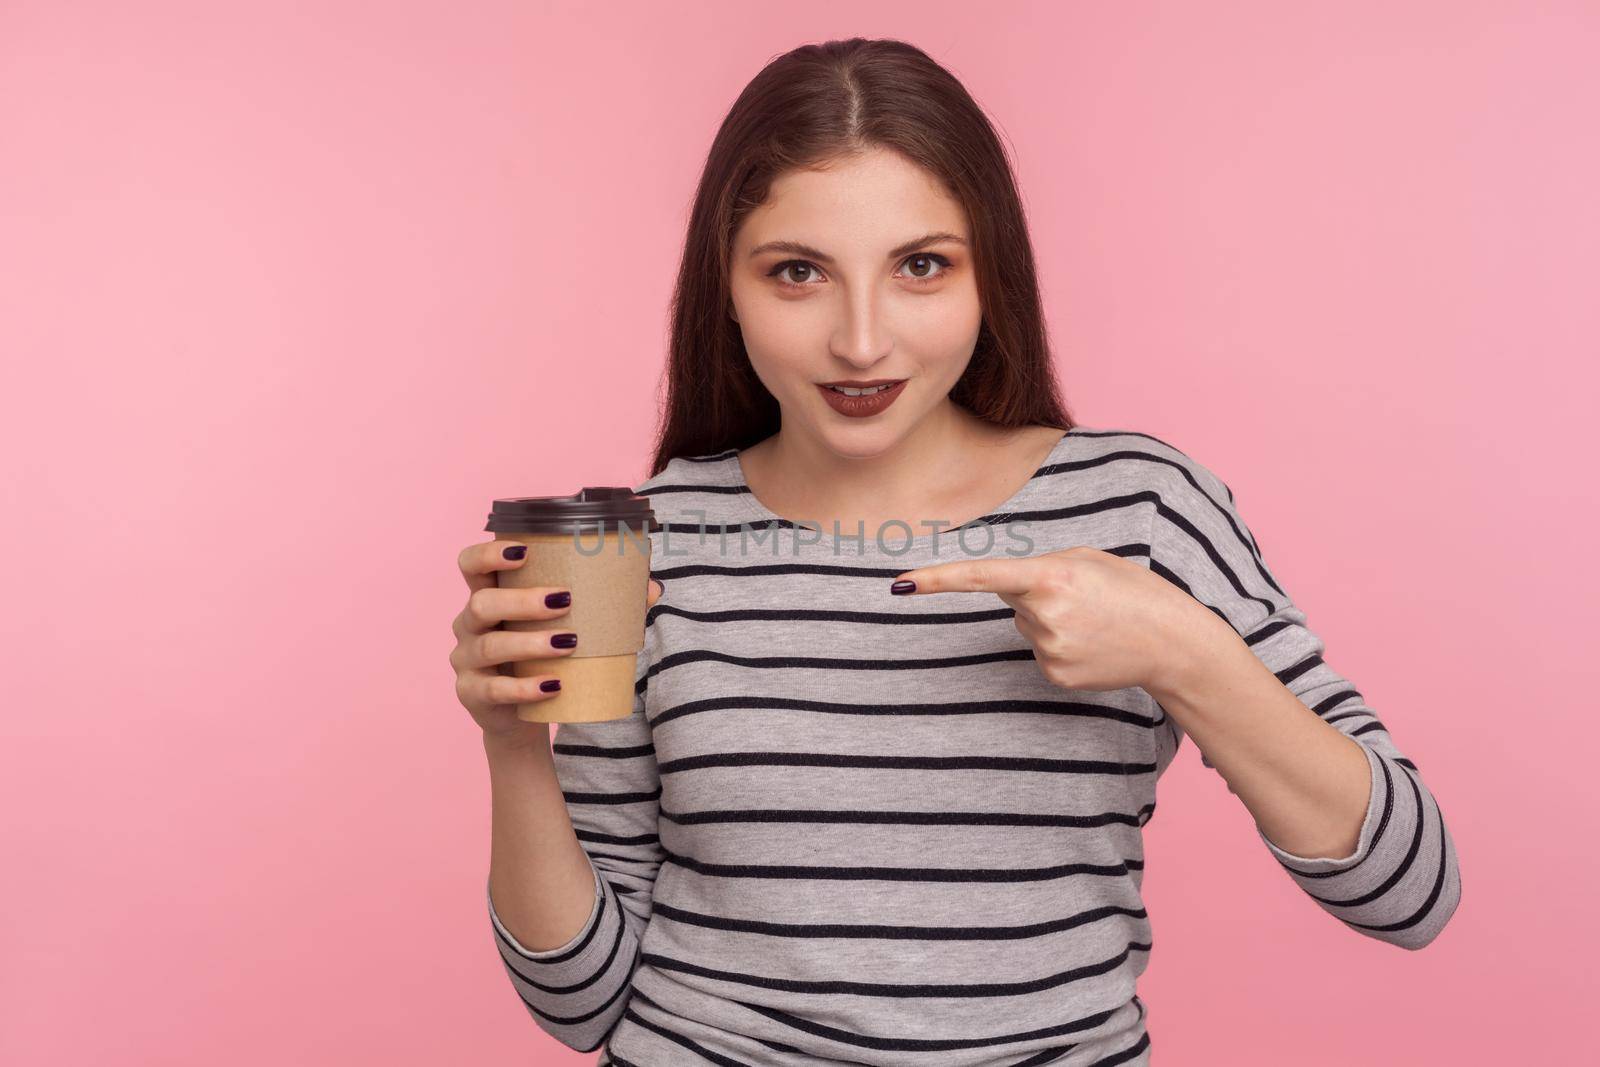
(487, 855, 605, 958)
(1255, 741, 1387, 871)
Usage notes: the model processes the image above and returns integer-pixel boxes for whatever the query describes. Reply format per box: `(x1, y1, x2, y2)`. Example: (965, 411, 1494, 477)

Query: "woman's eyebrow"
(747, 231, 968, 264)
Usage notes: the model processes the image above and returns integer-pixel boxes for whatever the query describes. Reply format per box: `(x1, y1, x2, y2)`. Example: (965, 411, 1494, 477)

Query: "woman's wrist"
(482, 725, 553, 768)
(1145, 605, 1243, 706)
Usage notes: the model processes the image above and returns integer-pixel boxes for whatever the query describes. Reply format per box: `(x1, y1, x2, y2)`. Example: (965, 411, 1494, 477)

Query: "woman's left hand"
(889, 547, 1236, 697)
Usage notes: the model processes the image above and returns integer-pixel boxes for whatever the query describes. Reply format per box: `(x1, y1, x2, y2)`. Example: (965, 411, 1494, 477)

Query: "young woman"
(453, 37, 1460, 1066)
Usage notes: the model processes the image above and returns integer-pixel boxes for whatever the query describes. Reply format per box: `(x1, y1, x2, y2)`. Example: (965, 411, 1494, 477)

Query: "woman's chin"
(808, 424, 911, 462)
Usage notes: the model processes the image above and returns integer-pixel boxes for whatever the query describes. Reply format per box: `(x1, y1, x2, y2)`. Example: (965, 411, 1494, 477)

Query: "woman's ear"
(729, 303, 739, 324)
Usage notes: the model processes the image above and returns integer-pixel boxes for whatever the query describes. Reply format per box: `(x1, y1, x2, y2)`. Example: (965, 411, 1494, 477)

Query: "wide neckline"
(725, 426, 1082, 554)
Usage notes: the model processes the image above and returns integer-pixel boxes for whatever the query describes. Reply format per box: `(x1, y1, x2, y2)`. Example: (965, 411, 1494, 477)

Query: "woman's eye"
(899, 253, 952, 282)
(766, 253, 953, 289)
(773, 261, 822, 286)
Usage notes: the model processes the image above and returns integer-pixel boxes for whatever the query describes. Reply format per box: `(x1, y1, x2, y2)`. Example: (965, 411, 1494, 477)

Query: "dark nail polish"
(502, 544, 527, 560)
(540, 678, 561, 692)
(890, 580, 916, 595)
(551, 632, 578, 649)
(545, 591, 571, 608)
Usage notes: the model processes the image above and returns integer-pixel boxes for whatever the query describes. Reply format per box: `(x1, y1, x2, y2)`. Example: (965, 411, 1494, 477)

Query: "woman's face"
(727, 147, 982, 458)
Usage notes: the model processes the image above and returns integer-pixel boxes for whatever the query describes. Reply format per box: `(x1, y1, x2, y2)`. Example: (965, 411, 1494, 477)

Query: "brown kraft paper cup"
(482, 487, 658, 724)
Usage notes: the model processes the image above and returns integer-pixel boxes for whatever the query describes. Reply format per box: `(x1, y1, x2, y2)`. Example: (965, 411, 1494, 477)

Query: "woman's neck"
(738, 405, 1056, 535)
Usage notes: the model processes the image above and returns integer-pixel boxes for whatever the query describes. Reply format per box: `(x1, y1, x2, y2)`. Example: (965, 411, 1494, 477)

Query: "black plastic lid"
(484, 486, 660, 536)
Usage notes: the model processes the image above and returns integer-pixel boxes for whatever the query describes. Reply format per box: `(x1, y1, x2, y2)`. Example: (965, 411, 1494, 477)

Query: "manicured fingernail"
(540, 679, 561, 692)
(503, 545, 527, 560)
(545, 591, 571, 608)
(890, 580, 916, 595)
(551, 632, 578, 649)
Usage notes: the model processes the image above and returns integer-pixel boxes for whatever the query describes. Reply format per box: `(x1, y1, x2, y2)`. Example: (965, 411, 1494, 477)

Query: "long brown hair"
(648, 37, 1074, 477)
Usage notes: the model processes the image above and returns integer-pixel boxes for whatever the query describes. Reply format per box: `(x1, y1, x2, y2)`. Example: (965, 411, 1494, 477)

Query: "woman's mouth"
(816, 379, 907, 417)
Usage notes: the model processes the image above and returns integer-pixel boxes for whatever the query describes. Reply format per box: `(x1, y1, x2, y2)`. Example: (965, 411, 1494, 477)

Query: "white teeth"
(827, 383, 895, 396)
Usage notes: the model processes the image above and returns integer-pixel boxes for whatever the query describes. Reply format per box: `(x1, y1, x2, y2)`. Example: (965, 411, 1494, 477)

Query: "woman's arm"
(1145, 625, 1378, 862)
(484, 647, 665, 1052)
(485, 731, 607, 953)
(1145, 451, 1462, 951)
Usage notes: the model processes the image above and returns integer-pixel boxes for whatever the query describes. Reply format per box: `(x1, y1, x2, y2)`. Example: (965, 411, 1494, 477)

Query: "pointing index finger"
(888, 556, 1045, 597)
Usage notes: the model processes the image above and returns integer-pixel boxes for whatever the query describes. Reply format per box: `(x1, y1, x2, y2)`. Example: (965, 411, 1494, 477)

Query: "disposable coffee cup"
(483, 487, 660, 724)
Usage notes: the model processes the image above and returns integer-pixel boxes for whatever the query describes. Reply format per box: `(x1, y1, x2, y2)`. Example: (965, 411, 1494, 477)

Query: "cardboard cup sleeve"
(494, 529, 652, 723)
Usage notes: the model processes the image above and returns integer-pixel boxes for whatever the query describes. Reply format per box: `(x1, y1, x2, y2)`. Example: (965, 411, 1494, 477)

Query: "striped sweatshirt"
(486, 425, 1462, 1065)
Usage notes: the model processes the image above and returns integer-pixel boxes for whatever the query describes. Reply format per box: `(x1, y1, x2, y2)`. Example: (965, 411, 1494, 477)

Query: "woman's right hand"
(451, 539, 663, 744)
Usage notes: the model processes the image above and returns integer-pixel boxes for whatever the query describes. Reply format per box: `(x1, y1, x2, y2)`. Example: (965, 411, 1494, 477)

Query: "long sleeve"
(487, 643, 663, 1051)
(1146, 450, 1461, 951)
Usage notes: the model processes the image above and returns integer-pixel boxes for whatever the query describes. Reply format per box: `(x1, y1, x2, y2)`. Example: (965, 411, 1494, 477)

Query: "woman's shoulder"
(635, 448, 739, 488)
(631, 448, 748, 528)
(1060, 423, 1237, 512)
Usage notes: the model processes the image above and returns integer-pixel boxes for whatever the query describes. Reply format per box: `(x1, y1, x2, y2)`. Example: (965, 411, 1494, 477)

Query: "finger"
(1008, 604, 1048, 645)
(888, 555, 1052, 597)
(647, 578, 664, 607)
(469, 627, 579, 671)
(477, 669, 563, 708)
(460, 540, 532, 594)
(461, 584, 574, 634)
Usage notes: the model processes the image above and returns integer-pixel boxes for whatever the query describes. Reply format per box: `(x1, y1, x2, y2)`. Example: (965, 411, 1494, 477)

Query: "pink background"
(3, 2, 1593, 1063)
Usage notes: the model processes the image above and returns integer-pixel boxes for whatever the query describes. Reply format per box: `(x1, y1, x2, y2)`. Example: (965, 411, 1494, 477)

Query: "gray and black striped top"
(486, 425, 1461, 1066)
